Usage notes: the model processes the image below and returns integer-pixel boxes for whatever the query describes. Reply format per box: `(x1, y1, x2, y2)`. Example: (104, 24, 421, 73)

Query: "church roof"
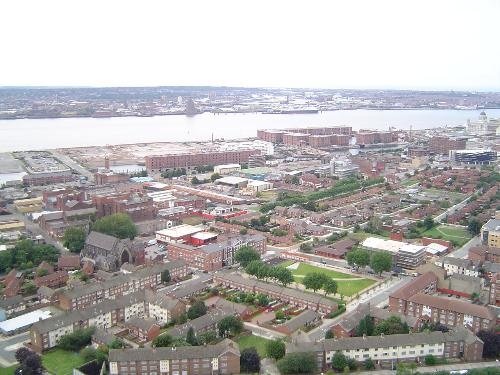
(86, 231, 119, 251)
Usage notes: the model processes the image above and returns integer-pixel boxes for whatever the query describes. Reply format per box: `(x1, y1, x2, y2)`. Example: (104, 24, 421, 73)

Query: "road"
(51, 150, 94, 183)
(434, 195, 472, 223)
(353, 360, 499, 375)
(448, 235, 481, 259)
(307, 276, 413, 341)
(0, 332, 30, 367)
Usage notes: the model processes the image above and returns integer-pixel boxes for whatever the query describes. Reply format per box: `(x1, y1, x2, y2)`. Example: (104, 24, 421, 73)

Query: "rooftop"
(157, 224, 204, 239)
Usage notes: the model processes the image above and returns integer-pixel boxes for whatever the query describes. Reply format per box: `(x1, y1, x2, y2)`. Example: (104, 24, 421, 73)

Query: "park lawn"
(236, 334, 271, 357)
(348, 231, 389, 242)
(422, 188, 467, 201)
(258, 190, 278, 202)
(336, 278, 376, 297)
(0, 366, 16, 375)
(181, 216, 205, 226)
(401, 179, 418, 187)
(42, 349, 86, 375)
(422, 225, 472, 247)
(278, 260, 296, 268)
(291, 263, 355, 279)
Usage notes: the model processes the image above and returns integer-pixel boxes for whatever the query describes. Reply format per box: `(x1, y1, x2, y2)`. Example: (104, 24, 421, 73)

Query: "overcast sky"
(1, 0, 499, 90)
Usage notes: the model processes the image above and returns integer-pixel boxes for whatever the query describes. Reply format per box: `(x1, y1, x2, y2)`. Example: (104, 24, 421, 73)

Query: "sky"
(1, 0, 499, 91)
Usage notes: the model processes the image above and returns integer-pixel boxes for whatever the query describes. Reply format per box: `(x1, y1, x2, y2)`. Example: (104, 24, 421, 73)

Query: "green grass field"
(291, 263, 355, 279)
(401, 179, 418, 187)
(237, 334, 271, 357)
(289, 262, 376, 297)
(422, 225, 471, 247)
(181, 216, 204, 226)
(0, 366, 16, 375)
(348, 231, 389, 242)
(42, 349, 86, 375)
(278, 259, 296, 268)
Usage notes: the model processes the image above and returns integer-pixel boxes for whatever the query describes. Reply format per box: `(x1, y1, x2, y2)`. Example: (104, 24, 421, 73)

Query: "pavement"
(260, 358, 280, 375)
(448, 235, 481, 259)
(51, 150, 94, 183)
(352, 360, 499, 375)
(243, 322, 286, 340)
(307, 276, 413, 341)
(0, 332, 30, 367)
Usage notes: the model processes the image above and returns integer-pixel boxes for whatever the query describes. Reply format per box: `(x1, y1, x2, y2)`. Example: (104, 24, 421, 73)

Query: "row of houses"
(388, 272, 495, 333)
(213, 272, 338, 315)
(30, 288, 186, 352)
(287, 327, 483, 371)
(56, 261, 187, 311)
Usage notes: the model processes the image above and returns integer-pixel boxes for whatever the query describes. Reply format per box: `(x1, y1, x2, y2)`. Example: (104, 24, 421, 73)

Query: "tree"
(21, 281, 37, 296)
(277, 352, 317, 374)
(17, 352, 42, 375)
(323, 278, 338, 296)
(356, 315, 374, 337)
(299, 243, 312, 253)
(187, 300, 207, 320)
(234, 246, 261, 267)
(80, 347, 97, 362)
(373, 316, 409, 335)
(468, 218, 481, 235)
(325, 330, 334, 339)
(239, 228, 248, 235)
(58, 327, 95, 351)
(240, 347, 260, 373)
(108, 338, 125, 349)
(370, 251, 392, 276)
(198, 331, 217, 345)
(303, 272, 328, 293)
(217, 316, 243, 337)
(331, 351, 348, 371)
(36, 268, 48, 277)
(63, 227, 86, 253)
(152, 334, 173, 348)
(423, 216, 435, 230)
(275, 310, 286, 320)
(363, 358, 375, 370)
(186, 327, 198, 346)
(210, 173, 222, 182)
(424, 354, 437, 365)
(92, 213, 137, 239)
(346, 249, 370, 268)
(191, 176, 201, 185)
(161, 270, 171, 283)
(274, 267, 294, 287)
(15, 347, 32, 364)
(477, 330, 500, 358)
(266, 339, 286, 360)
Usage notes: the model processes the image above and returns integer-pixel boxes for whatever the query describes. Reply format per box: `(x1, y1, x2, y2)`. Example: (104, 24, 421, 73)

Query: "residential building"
(286, 328, 483, 370)
(34, 271, 68, 288)
(57, 255, 81, 271)
(0, 296, 26, 319)
(436, 257, 480, 277)
(469, 245, 500, 263)
(124, 317, 161, 342)
(213, 164, 241, 175)
(93, 192, 156, 222)
(108, 339, 240, 375)
(214, 272, 338, 315)
(389, 272, 438, 315)
(57, 261, 187, 311)
(428, 136, 466, 155)
(481, 218, 500, 247)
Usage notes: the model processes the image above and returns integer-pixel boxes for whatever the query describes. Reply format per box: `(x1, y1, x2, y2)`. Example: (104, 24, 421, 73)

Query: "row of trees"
(245, 260, 294, 287)
(346, 248, 392, 275)
(0, 239, 59, 272)
(303, 272, 338, 295)
(355, 315, 409, 337)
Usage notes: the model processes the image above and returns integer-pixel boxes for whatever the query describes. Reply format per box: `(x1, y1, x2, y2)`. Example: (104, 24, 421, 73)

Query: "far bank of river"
(0, 109, 498, 153)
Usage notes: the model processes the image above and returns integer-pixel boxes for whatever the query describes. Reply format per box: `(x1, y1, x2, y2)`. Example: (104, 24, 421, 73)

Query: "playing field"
(0, 366, 16, 375)
(237, 334, 272, 357)
(42, 349, 86, 375)
(288, 262, 376, 297)
(422, 225, 471, 247)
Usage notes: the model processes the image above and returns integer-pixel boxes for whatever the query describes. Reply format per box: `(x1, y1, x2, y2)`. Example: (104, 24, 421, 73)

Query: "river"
(0, 109, 498, 153)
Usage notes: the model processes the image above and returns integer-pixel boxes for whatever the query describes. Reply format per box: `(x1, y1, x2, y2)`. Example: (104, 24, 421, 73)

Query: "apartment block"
(109, 339, 240, 375)
(428, 136, 466, 155)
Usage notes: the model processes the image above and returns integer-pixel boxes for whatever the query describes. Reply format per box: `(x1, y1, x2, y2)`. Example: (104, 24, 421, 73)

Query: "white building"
(330, 159, 359, 179)
(214, 164, 241, 175)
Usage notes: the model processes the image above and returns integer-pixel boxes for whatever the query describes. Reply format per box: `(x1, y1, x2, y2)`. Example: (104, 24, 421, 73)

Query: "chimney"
(104, 156, 110, 170)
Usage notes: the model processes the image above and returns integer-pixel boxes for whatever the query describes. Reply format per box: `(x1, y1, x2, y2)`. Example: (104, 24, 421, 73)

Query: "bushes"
(187, 300, 207, 320)
(266, 339, 286, 360)
(58, 327, 95, 351)
(240, 347, 260, 373)
(277, 352, 317, 374)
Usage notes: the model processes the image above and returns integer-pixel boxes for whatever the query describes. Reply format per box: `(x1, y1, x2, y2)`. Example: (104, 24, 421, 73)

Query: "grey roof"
(212, 297, 249, 316)
(125, 317, 160, 331)
(169, 281, 209, 299)
(166, 309, 229, 338)
(287, 327, 481, 353)
(61, 261, 186, 300)
(216, 272, 338, 309)
(0, 295, 24, 309)
(86, 231, 119, 251)
(37, 286, 56, 297)
(109, 339, 239, 362)
(483, 261, 500, 274)
(279, 310, 320, 332)
(92, 328, 116, 345)
(482, 219, 500, 232)
(442, 257, 476, 269)
(145, 289, 183, 310)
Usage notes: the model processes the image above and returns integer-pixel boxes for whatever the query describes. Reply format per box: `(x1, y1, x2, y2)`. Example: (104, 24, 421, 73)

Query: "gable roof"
(85, 231, 119, 251)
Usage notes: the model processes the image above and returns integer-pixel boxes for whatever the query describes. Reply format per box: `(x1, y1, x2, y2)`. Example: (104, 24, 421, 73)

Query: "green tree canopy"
(277, 352, 317, 374)
(234, 246, 261, 267)
(373, 316, 409, 336)
(187, 300, 207, 320)
(186, 327, 198, 346)
(346, 248, 370, 267)
(240, 347, 260, 373)
(303, 272, 329, 293)
(274, 267, 294, 287)
(323, 278, 338, 296)
(468, 218, 481, 235)
(92, 213, 137, 239)
(63, 227, 86, 253)
(58, 327, 95, 351)
(266, 339, 286, 360)
(370, 251, 392, 275)
(217, 316, 243, 337)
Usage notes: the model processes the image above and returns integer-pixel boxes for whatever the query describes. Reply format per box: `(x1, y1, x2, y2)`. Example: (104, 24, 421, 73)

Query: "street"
(448, 235, 481, 259)
(0, 332, 30, 367)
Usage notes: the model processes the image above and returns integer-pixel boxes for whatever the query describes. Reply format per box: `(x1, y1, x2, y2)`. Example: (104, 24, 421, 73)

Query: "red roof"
(390, 272, 438, 300)
(57, 255, 81, 269)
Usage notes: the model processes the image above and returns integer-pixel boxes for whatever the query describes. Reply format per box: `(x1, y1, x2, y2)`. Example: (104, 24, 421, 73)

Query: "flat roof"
(215, 176, 248, 185)
(191, 231, 218, 240)
(399, 243, 426, 254)
(362, 237, 405, 253)
(156, 224, 203, 239)
(0, 309, 52, 333)
(215, 163, 240, 169)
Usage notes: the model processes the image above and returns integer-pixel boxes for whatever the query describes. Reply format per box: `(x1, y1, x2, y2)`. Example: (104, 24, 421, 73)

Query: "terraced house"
(58, 261, 187, 310)
(109, 339, 240, 375)
(31, 289, 185, 352)
(287, 328, 483, 371)
(213, 272, 338, 314)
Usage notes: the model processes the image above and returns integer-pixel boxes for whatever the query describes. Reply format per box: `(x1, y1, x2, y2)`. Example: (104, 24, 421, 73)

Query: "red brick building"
(93, 192, 156, 222)
(34, 271, 68, 288)
(469, 245, 500, 263)
(145, 150, 259, 173)
(429, 136, 467, 155)
(124, 317, 161, 342)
